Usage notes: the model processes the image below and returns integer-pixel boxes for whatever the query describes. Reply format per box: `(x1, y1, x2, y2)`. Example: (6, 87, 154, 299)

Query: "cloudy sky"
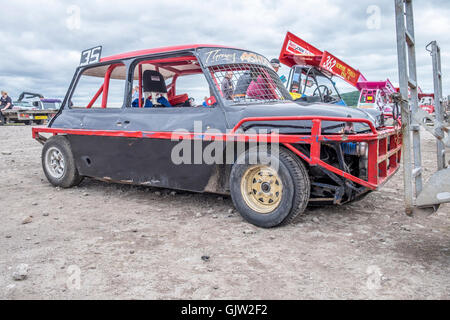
(0, 0, 449, 101)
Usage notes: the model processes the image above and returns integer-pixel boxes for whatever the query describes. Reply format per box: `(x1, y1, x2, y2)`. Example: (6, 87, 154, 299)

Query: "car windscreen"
(197, 48, 292, 104)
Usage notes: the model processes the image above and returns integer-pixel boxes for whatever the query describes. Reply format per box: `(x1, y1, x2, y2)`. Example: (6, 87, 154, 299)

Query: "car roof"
(100, 44, 236, 63)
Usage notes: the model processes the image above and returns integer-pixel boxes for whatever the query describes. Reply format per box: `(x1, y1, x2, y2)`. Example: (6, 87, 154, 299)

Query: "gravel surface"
(0, 125, 448, 299)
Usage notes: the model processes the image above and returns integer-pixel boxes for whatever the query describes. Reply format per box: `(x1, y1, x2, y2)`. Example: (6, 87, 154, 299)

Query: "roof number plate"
(80, 46, 102, 66)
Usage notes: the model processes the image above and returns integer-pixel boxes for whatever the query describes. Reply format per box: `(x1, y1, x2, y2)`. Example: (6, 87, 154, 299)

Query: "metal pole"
(428, 41, 446, 170)
(405, 0, 423, 196)
(395, 0, 414, 214)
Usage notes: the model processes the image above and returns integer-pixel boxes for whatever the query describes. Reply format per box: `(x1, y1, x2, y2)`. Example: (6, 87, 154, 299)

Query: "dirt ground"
(0, 125, 448, 300)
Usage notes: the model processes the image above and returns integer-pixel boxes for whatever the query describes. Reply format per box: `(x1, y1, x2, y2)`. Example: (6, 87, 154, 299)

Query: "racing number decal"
(80, 46, 102, 66)
(322, 55, 336, 72)
(319, 51, 361, 87)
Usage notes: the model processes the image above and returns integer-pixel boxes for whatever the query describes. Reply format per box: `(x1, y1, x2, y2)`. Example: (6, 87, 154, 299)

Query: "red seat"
(169, 94, 188, 106)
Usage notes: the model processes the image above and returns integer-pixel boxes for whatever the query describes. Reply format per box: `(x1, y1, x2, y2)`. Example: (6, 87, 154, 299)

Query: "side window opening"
(130, 56, 215, 108)
(70, 63, 126, 109)
(175, 74, 212, 107)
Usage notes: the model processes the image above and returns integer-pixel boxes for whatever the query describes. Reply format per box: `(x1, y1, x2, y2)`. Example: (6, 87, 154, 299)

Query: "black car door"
(105, 105, 228, 192)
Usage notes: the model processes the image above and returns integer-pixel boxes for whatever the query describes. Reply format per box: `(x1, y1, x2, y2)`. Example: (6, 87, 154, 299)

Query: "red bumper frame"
(33, 116, 402, 191)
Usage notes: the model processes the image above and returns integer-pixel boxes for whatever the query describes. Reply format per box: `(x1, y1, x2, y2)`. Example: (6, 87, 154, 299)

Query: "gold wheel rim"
(241, 165, 283, 214)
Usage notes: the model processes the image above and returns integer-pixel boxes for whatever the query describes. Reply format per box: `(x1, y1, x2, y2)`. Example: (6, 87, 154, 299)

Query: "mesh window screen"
(208, 64, 291, 104)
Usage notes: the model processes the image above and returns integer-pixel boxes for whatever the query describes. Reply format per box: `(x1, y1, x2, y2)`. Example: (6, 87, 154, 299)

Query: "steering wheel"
(313, 85, 337, 103)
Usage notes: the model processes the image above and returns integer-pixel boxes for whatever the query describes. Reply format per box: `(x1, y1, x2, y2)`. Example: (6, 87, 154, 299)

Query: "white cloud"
(0, 0, 449, 99)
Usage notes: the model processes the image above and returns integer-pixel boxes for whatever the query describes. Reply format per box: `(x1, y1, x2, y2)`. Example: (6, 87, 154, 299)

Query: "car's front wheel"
(42, 135, 83, 188)
(230, 147, 310, 228)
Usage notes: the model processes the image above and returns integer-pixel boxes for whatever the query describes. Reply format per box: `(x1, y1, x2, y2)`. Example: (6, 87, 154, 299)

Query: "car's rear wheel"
(42, 135, 83, 188)
(230, 147, 310, 228)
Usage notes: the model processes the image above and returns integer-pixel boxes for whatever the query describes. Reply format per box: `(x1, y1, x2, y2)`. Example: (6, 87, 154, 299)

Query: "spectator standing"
(132, 86, 140, 101)
(0, 91, 13, 125)
(221, 71, 234, 100)
(270, 58, 287, 83)
(234, 70, 255, 100)
(270, 58, 281, 73)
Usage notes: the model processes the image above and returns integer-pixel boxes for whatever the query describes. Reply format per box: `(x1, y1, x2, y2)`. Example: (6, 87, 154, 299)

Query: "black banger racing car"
(32, 45, 402, 228)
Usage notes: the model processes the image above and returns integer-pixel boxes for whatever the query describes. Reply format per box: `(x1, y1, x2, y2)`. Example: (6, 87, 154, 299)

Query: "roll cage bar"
(287, 65, 343, 103)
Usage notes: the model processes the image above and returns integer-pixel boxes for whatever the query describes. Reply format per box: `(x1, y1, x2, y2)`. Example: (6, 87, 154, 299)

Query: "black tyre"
(42, 135, 83, 188)
(230, 146, 310, 228)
